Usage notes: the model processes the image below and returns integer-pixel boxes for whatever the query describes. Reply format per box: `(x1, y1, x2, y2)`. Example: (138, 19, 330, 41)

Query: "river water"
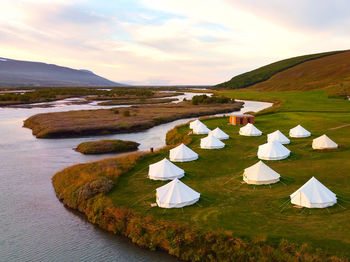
(0, 93, 272, 262)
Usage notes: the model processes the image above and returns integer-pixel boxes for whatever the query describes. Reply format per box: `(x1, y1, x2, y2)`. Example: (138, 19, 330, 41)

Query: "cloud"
(0, 0, 349, 85)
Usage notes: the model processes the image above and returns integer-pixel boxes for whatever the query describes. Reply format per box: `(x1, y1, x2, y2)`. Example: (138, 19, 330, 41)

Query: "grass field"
(106, 90, 350, 257)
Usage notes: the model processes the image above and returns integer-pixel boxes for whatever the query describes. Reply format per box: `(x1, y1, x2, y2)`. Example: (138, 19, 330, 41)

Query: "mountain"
(0, 57, 123, 87)
(216, 50, 346, 89)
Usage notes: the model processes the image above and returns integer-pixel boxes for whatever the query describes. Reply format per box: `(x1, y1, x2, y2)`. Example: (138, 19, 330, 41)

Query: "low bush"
(123, 110, 131, 117)
(191, 95, 234, 105)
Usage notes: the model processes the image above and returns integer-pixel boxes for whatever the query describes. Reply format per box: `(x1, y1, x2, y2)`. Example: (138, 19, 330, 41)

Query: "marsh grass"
(23, 101, 243, 138)
(76, 139, 139, 154)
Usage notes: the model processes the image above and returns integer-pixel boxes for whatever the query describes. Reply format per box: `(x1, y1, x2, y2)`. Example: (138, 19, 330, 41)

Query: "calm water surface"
(0, 93, 272, 261)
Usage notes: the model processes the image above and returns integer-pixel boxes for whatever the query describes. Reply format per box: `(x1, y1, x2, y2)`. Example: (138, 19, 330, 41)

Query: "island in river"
(76, 139, 140, 154)
(23, 100, 243, 138)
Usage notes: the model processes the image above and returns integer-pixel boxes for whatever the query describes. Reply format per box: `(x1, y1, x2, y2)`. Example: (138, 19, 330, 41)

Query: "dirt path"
(329, 123, 350, 130)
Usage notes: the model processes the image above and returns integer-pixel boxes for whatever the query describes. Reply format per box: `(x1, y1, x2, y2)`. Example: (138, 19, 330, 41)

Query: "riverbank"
(52, 90, 350, 261)
(97, 98, 177, 106)
(0, 86, 183, 107)
(23, 101, 243, 138)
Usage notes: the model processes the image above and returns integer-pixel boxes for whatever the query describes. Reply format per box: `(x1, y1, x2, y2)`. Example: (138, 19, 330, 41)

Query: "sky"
(1, 0, 350, 85)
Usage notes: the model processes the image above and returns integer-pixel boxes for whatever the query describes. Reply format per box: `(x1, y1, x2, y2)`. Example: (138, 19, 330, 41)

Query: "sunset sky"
(1, 0, 349, 85)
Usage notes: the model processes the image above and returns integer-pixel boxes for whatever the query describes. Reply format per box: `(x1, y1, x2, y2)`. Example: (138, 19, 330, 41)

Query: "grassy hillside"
(216, 50, 345, 89)
(247, 51, 350, 93)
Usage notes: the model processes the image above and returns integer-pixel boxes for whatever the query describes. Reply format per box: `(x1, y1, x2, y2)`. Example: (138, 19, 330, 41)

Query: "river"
(0, 93, 272, 262)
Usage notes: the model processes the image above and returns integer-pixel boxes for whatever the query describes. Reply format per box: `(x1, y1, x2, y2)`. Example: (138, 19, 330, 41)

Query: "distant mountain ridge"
(0, 57, 123, 87)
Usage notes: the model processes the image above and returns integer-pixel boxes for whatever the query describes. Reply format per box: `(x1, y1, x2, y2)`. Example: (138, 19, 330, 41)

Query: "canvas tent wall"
(267, 130, 290, 144)
(312, 134, 338, 149)
(243, 161, 280, 185)
(189, 119, 203, 129)
(290, 177, 337, 208)
(239, 123, 262, 136)
(193, 124, 211, 134)
(148, 158, 185, 180)
(258, 141, 290, 160)
(289, 125, 311, 138)
(210, 127, 229, 140)
(169, 143, 198, 162)
(156, 178, 200, 208)
(200, 133, 225, 149)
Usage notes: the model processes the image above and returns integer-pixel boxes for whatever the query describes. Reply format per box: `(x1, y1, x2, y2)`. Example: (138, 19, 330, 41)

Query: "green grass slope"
(216, 50, 345, 89)
(247, 51, 350, 93)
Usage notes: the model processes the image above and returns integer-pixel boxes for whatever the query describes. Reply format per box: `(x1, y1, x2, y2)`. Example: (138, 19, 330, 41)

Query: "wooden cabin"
(229, 114, 255, 125)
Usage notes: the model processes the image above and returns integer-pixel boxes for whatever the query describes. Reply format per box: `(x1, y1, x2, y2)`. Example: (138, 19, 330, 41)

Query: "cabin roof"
(230, 114, 254, 117)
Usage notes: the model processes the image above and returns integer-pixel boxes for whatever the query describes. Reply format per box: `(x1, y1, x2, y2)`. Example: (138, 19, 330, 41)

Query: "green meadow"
(108, 90, 350, 256)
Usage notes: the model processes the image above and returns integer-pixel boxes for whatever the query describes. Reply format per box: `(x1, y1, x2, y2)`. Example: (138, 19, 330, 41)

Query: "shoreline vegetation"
(76, 139, 140, 154)
(0, 87, 184, 106)
(23, 100, 243, 138)
(97, 97, 177, 106)
(86, 91, 183, 101)
(52, 89, 350, 261)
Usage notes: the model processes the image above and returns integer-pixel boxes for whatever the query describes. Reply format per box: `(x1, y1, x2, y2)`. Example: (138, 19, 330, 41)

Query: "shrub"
(191, 95, 234, 105)
(123, 110, 130, 117)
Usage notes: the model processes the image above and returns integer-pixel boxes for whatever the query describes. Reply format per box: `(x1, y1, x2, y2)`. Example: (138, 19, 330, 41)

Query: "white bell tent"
(200, 133, 225, 149)
(169, 143, 198, 162)
(258, 141, 290, 160)
(148, 158, 184, 180)
(239, 123, 262, 136)
(156, 178, 200, 208)
(289, 125, 311, 138)
(189, 119, 203, 129)
(290, 177, 337, 208)
(243, 161, 280, 185)
(210, 127, 229, 140)
(193, 123, 211, 134)
(267, 130, 290, 144)
(312, 134, 338, 150)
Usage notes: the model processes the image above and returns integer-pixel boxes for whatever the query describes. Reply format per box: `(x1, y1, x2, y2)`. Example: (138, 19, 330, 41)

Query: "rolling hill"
(247, 50, 350, 93)
(216, 50, 347, 90)
(0, 57, 122, 87)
